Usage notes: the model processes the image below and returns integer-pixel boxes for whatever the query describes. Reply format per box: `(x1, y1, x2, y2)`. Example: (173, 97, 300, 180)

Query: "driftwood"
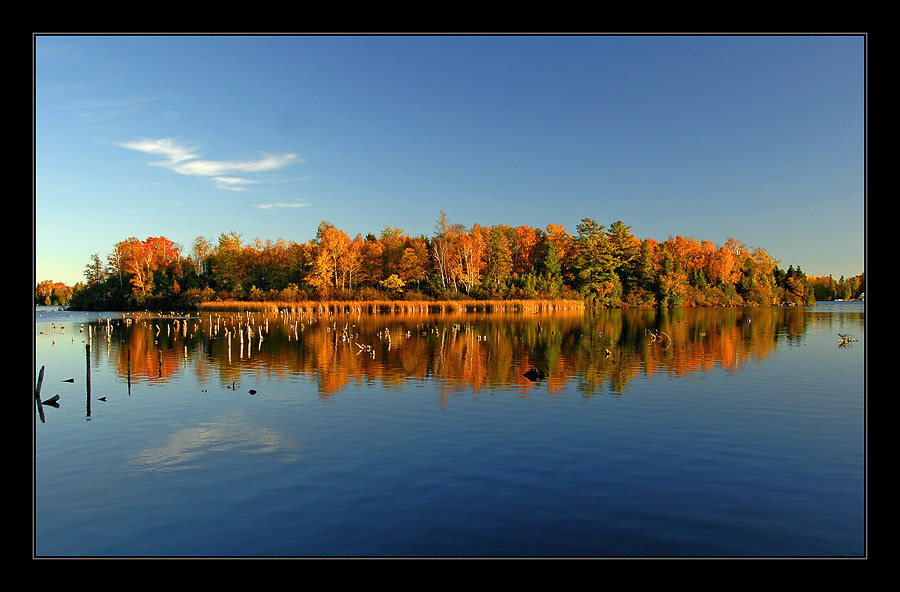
(838, 333, 857, 346)
(646, 328, 672, 347)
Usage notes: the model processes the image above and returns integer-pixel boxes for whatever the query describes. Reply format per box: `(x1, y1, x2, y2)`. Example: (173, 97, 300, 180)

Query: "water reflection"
(127, 413, 302, 473)
(54, 304, 862, 398)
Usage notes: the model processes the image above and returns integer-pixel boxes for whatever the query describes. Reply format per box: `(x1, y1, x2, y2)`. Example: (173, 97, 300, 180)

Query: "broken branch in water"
(837, 333, 857, 345)
(646, 328, 672, 347)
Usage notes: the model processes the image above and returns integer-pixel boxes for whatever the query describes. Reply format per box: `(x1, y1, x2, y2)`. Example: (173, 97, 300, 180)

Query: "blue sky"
(34, 34, 866, 287)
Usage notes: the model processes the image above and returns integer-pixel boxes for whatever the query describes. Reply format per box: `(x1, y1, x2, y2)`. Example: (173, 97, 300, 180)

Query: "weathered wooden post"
(86, 343, 92, 418)
(35, 365, 46, 423)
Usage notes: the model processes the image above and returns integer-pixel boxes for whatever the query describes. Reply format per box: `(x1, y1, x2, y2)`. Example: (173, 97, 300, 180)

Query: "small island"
(35, 213, 864, 312)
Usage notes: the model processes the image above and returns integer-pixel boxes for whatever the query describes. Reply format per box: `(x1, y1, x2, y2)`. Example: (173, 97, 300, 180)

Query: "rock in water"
(523, 367, 545, 381)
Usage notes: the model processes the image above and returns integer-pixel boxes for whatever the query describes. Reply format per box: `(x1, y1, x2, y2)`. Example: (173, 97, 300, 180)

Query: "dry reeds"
(199, 299, 585, 315)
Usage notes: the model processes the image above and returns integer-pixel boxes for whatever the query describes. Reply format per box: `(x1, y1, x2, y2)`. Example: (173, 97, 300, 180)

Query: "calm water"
(33, 302, 866, 557)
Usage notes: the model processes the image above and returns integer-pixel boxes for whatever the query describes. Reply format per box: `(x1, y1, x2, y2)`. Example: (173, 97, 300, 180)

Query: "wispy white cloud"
(256, 200, 310, 210)
(119, 137, 302, 191)
(47, 96, 176, 124)
(213, 176, 254, 191)
(121, 137, 197, 163)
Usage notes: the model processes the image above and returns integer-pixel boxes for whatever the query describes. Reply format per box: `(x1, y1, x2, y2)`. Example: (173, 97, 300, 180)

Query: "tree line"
(807, 273, 865, 302)
(37, 212, 858, 311)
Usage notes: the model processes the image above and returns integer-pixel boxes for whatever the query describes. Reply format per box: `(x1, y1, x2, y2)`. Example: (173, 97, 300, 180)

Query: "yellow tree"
(379, 226, 406, 279)
(514, 225, 539, 275)
(431, 211, 453, 289)
(107, 242, 128, 290)
(399, 237, 430, 289)
(191, 236, 214, 277)
(360, 234, 385, 287)
(707, 243, 740, 287)
(450, 224, 486, 293)
(340, 234, 365, 290)
(306, 238, 332, 294)
(747, 247, 780, 304)
(211, 231, 245, 294)
(308, 221, 350, 293)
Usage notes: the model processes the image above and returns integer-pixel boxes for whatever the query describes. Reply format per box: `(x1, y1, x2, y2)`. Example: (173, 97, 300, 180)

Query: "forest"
(35, 212, 864, 311)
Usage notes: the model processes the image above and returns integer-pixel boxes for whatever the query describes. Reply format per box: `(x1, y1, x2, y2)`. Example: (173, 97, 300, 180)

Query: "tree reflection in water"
(82, 304, 843, 400)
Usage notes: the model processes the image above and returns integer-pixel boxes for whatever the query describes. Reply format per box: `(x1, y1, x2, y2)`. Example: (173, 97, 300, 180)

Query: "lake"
(33, 301, 866, 557)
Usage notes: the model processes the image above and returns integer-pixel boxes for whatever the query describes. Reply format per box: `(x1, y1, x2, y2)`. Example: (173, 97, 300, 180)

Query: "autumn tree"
(306, 221, 350, 295)
(84, 253, 108, 285)
(241, 238, 285, 294)
(745, 247, 780, 305)
(106, 242, 127, 291)
(379, 226, 406, 280)
(115, 238, 154, 295)
(431, 211, 453, 290)
(35, 280, 72, 306)
(545, 223, 573, 264)
(142, 236, 185, 302)
(191, 236, 214, 278)
(146, 236, 181, 270)
(706, 242, 740, 288)
(450, 224, 486, 294)
(94, 236, 183, 306)
(341, 234, 366, 291)
(399, 237, 431, 290)
(35, 280, 54, 305)
(358, 233, 385, 289)
(513, 225, 539, 276)
(210, 231, 245, 296)
(380, 273, 406, 294)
